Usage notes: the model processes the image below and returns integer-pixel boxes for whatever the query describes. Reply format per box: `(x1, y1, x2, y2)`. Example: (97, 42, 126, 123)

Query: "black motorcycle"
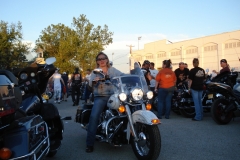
(208, 72, 239, 124)
(0, 57, 70, 159)
(152, 80, 214, 118)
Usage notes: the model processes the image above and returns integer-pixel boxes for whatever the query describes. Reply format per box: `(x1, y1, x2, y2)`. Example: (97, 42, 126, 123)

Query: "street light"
(138, 36, 141, 50)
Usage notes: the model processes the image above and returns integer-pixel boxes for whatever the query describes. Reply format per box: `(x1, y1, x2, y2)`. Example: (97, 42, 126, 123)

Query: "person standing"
(141, 60, 152, 88)
(83, 69, 92, 104)
(188, 58, 205, 121)
(174, 62, 189, 88)
(155, 59, 176, 119)
(61, 72, 69, 101)
(70, 68, 82, 106)
(49, 69, 65, 104)
(149, 62, 159, 92)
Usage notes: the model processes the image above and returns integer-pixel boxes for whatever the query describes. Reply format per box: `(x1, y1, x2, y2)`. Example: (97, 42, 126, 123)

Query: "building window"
(225, 41, 240, 49)
(204, 45, 217, 52)
(135, 57, 142, 62)
(146, 55, 153, 59)
(187, 48, 198, 54)
(157, 53, 166, 58)
(171, 51, 180, 56)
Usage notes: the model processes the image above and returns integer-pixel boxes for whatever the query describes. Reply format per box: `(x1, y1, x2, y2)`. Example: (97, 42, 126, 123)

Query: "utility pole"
(138, 36, 141, 50)
(126, 45, 135, 72)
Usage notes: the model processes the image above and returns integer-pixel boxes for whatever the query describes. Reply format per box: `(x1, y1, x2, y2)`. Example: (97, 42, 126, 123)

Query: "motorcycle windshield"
(130, 62, 148, 93)
(112, 62, 148, 94)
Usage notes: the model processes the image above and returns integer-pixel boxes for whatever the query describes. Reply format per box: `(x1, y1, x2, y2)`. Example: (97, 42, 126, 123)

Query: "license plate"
(208, 94, 213, 99)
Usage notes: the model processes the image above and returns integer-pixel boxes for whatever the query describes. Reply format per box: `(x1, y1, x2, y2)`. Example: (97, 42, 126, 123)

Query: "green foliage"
(35, 14, 113, 73)
(0, 21, 30, 69)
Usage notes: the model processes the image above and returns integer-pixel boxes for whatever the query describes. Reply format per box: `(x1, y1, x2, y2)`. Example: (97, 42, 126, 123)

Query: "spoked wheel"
(211, 98, 234, 125)
(131, 123, 161, 160)
(179, 107, 195, 118)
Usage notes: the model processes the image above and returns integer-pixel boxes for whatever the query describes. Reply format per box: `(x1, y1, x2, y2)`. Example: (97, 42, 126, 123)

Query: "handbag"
(63, 86, 67, 94)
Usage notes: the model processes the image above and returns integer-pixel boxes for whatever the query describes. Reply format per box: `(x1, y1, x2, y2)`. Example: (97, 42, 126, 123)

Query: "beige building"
(130, 30, 240, 73)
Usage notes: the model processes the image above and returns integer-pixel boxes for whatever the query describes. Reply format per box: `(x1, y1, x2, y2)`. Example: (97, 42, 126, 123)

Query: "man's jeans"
(86, 96, 109, 146)
(157, 88, 174, 118)
(191, 89, 203, 120)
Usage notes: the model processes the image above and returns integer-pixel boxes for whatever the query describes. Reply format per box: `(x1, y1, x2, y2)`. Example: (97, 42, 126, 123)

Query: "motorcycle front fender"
(132, 110, 161, 125)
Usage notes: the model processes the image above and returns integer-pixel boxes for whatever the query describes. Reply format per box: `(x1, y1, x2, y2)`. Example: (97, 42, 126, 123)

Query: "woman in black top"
(188, 58, 205, 121)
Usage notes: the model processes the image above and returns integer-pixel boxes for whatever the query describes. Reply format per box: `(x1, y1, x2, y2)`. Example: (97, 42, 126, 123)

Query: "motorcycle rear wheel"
(211, 98, 233, 125)
(131, 123, 161, 160)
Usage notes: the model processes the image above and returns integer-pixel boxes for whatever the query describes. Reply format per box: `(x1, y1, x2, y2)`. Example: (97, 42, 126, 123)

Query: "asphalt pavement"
(46, 97, 240, 160)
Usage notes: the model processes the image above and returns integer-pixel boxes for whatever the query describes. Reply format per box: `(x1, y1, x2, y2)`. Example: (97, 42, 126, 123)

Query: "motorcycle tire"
(47, 150, 57, 157)
(179, 108, 195, 118)
(211, 97, 233, 125)
(131, 123, 161, 160)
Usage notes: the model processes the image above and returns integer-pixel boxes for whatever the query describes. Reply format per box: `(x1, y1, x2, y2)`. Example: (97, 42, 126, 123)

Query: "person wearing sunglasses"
(85, 52, 124, 153)
(212, 59, 230, 75)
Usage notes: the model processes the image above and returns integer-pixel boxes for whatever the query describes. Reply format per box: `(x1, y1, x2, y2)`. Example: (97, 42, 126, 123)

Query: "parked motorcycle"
(0, 57, 70, 159)
(75, 62, 161, 160)
(152, 80, 214, 118)
(208, 71, 239, 124)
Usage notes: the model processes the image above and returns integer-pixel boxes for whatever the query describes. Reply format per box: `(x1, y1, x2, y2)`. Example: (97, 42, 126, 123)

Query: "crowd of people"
(138, 58, 231, 121)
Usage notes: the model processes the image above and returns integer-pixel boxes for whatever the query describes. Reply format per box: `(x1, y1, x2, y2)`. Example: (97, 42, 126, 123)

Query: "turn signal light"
(0, 148, 12, 160)
(146, 103, 152, 110)
(151, 119, 160, 124)
(118, 105, 126, 113)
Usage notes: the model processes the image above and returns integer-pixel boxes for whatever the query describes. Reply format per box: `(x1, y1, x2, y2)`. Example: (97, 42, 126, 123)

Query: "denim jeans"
(157, 87, 174, 118)
(191, 89, 203, 120)
(86, 96, 109, 146)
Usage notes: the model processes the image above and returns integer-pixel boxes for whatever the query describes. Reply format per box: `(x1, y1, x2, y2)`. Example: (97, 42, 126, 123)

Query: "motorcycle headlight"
(130, 87, 143, 101)
(119, 92, 127, 101)
(146, 91, 154, 99)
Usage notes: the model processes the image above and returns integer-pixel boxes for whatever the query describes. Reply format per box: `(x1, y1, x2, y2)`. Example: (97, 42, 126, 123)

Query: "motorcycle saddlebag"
(4, 115, 49, 159)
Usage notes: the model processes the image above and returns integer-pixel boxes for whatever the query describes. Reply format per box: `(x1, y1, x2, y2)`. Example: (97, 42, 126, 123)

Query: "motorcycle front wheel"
(211, 98, 233, 125)
(131, 123, 161, 160)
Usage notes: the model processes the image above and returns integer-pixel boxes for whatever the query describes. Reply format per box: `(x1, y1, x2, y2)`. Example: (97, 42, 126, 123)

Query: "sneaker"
(58, 100, 60, 104)
(54, 100, 57, 103)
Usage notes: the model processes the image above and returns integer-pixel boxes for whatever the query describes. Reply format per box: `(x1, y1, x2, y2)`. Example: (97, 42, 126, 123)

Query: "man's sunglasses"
(97, 57, 107, 61)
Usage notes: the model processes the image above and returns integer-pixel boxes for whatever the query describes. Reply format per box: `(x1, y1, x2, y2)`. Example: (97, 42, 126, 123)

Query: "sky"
(1, 0, 240, 73)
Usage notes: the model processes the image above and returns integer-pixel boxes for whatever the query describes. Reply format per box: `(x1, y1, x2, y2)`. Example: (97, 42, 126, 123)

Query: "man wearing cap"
(174, 62, 189, 88)
(141, 60, 152, 87)
(212, 59, 230, 75)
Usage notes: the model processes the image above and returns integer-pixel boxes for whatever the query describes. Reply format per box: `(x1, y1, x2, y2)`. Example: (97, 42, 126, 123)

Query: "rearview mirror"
(45, 57, 56, 65)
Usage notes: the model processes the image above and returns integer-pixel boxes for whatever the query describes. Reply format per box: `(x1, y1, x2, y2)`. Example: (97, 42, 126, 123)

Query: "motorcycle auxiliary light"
(146, 91, 154, 99)
(0, 147, 12, 160)
(119, 93, 127, 101)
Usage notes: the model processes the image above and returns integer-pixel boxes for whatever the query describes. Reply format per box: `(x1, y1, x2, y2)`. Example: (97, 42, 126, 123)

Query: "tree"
(35, 14, 113, 73)
(0, 21, 30, 69)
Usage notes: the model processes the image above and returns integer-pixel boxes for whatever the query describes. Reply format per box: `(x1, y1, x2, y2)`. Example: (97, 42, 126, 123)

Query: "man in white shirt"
(149, 62, 159, 92)
(49, 69, 65, 104)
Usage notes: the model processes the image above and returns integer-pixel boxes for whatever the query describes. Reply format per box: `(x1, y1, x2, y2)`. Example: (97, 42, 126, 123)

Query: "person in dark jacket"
(188, 58, 205, 121)
(70, 68, 82, 106)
